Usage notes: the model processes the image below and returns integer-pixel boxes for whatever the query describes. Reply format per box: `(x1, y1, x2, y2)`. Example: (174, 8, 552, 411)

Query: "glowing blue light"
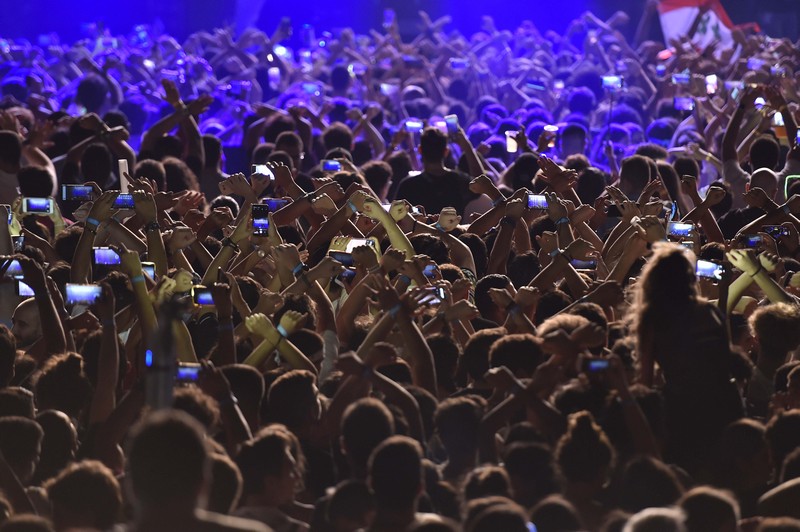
(145, 349, 153, 367)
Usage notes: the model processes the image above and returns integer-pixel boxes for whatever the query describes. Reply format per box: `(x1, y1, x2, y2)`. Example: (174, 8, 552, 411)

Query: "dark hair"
(435, 397, 486, 457)
(265, 370, 318, 430)
(556, 411, 615, 483)
(419, 128, 448, 163)
(17, 166, 54, 198)
(163, 157, 200, 193)
(474, 274, 512, 319)
(33, 410, 78, 486)
(0, 131, 22, 167)
(322, 122, 353, 151)
(208, 453, 242, 514)
(76, 75, 109, 112)
(750, 134, 780, 170)
(134, 159, 167, 191)
(342, 398, 395, 474)
(126, 410, 208, 506)
(34, 353, 93, 419)
(45, 460, 122, 529)
(202, 135, 223, 168)
(236, 425, 305, 496)
(368, 436, 423, 510)
(361, 160, 393, 196)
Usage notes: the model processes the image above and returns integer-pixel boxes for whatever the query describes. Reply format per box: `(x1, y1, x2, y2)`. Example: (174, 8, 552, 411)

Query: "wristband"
(555, 217, 570, 226)
(748, 263, 764, 278)
(218, 322, 234, 331)
(292, 262, 307, 276)
(492, 196, 505, 207)
(397, 274, 411, 285)
(434, 222, 445, 232)
(510, 379, 526, 396)
(131, 275, 145, 284)
(548, 248, 563, 258)
(276, 324, 290, 338)
(347, 200, 358, 214)
(145, 221, 161, 232)
(86, 217, 101, 228)
(783, 204, 792, 215)
(388, 303, 402, 318)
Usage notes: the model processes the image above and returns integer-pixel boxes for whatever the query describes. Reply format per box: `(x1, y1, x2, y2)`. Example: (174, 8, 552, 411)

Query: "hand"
(173, 190, 205, 217)
(132, 191, 157, 223)
(640, 201, 664, 217)
(311, 194, 337, 217)
(337, 352, 368, 377)
(570, 204, 596, 225)
(436, 207, 461, 231)
(381, 248, 406, 272)
(488, 287, 514, 309)
(229, 205, 253, 245)
(352, 245, 379, 270)
(273, 243, 302, 272)
(198, 361, 233, 402)
(758, 251, 781, 273)
(253, 289, 284, 316)
(703, 186, 727, 207)
(505, 198, 525, 219)
(77, 112, 104, 132)
(311, 256, 345, 280)
(18, 256, 47, 292)
(389, 200, 410, 222)
(211, 282, 233, 319)
(545, 192, 569, 222)
(224, 173, 255, 200)
(618, 200, 641, 223)
(279, 310, 308, 336)
(250, 172, 272, 198)
(186, 94, 214, 116)
(632, 216, 667, 243)
(161, 79, 182, 107)
(118, 244, 143, 278)
(679, 175, 700, 198)
(360, 197, 386, 221)
(469, 174, 496, 196)
(167, 225, 197, 252)
(88, 191, 120, 223)
(726, 248, 760, 276)
(444, 299, 479, 321)
(587, 281, 625, 308)
(515, 286, 541, 309)
(565, 238, 596, 261)
(742, 187, 771, 211)
(245, 313, 274, 338)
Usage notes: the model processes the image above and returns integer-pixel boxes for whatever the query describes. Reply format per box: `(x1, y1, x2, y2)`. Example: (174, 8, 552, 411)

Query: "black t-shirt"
(395, 169, 478, 216)
(718, 207, 763, 240)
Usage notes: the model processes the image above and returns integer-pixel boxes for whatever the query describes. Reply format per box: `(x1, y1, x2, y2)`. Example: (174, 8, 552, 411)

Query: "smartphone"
(418, 286, 444, 305)
(337, 267, 357, 283)
(773, 112, 785, 127)
(527, 194, 548, 209)
(61, 185, 95, 202)
(380, 82, 399, 96)
(570, 259, 597, 270)
(449, 58, 469, 70)
(741, 234, 763, 248)
(444, 114, 459, 135)
(12, 235, 24, 252)
(301, 82, 320, 95)
(191, 285, 214, 306)
(176, 363, 201, 383)
(402, 55, 423, 69)
(22, 197, 54, 215)
(671, 73, 690, 85)
(251, 164, 271, 176)
(696, 259, 725, 281)
(674, 97, 695, 112)
(747, 57, 766, 70)
(65, 283, 102, 305)
(763, 225, 789, 239)
(252, 204, 270, 236)
(119, 159, 129, 194)
(505, 131, 518, 153)
(705, 74, 718, 95)
(93, 247, 121, 265)
(113, 194, 135, 209)
(404, 119, 424, 134)
(5, 259, 22, 279)
(329, 250, 355, 267)
(267, 67, 281, 89)
(322, 160, 342, 172)
(345, 238, 375, 253)
(15, 280, 34, 298)
(423, 264, 439, 278)
(141, 261, 156, 280)
(525, 79, 547, 92)
(264, 198, 289, 211)
(655, 64, 666, 76)
(1, 204, 10, 225)
(602, 75, 622, 91)
(553, 79, 565, 92)
(667, 222, 694, 238)
(582, 358, 610, 372)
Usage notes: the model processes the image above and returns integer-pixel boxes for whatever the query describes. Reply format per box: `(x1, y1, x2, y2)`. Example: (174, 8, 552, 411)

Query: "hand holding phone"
(22, 198, 54, 215)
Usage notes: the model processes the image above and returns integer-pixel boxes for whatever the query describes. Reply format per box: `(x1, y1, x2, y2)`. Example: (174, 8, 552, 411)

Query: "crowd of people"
(1, 6, 800, 532)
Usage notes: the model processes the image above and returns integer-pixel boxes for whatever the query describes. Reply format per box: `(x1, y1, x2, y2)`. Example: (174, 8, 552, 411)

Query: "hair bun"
(569, 411, 601, 443)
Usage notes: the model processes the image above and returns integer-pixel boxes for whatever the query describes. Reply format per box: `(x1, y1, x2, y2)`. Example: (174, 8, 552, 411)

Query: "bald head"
(750, 169, 778, 200)
(12, 299, 41, 348)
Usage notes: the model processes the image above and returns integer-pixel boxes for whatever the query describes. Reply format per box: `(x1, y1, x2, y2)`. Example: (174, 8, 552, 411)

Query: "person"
(119, 410, 269, 532)
(632, 244, 743, 473)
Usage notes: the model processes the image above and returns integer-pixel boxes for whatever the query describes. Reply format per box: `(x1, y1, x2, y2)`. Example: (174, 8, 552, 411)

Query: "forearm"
(306, 206, 356, 254)
(487, 222, 514, 274)
(201, 246, 236, 286)
(89, 323, 119, 424)
(722, 107, 746, 161)
(105, 220, 147, 253)
(458, 140, 486, 177)
(189, 240, 214, 271)
(752, 270, 794, 304)
(34, 290, 67, 357)
(213, 318, 236, 367)
(145, 227, 169, 278)
(396, 309, 437, 396)
(726, 273, 753, 314)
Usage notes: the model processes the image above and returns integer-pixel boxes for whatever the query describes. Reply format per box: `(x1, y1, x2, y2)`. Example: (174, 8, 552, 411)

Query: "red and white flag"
(658, 0, 734, 49)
